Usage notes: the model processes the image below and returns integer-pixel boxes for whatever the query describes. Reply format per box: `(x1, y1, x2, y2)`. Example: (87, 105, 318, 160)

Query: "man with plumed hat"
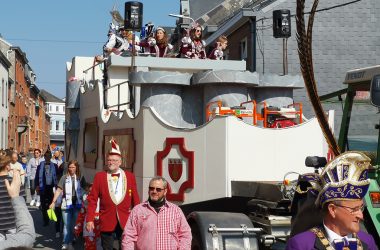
(86, 139, 140, 250)
(286, 151, 378, 250)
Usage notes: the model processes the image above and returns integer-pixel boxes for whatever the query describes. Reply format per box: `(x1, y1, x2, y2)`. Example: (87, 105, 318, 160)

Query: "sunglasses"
(195, 29, 202, 32)
(149, 186, 165, 192)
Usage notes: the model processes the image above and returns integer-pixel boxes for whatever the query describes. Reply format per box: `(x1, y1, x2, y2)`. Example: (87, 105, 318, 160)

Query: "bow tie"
(111, 173, 120, 178)
(334, 237, 357, 250)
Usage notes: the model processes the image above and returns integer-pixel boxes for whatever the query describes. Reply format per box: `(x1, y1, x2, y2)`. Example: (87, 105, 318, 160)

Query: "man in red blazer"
(86, 139, 140, 250)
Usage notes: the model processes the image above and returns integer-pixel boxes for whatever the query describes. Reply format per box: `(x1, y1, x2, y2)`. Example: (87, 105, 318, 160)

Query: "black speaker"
(124, 1, 143, 31)
(273, 9, 291, 38)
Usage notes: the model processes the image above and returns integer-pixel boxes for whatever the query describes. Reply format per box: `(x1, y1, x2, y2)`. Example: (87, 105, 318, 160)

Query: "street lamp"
(17, 124, 28, 134)
(17, 124, 28, 147)
(168, 14, 195, 25)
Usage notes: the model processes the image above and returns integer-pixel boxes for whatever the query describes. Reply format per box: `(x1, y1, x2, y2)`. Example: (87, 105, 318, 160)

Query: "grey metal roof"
(40, 89, 65, 103)
(189, 0, 225, 21)
(190, 0, 254, 26)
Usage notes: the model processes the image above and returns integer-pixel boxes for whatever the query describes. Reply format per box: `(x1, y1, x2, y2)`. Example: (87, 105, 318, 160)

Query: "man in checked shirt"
(122, 176, 192, 250)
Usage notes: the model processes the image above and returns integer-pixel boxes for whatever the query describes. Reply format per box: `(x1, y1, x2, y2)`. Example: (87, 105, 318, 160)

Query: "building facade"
(0, 50, 11, 149)
(40, 90, 65, 151)
(182, 0, 380, 138)
(0, 38, 50, 152)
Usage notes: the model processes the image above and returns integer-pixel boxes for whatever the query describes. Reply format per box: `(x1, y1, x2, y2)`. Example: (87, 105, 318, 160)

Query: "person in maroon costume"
(208, 35, 228, 60)
(180, 23, 206, 59)
(140, 27, 173, 57)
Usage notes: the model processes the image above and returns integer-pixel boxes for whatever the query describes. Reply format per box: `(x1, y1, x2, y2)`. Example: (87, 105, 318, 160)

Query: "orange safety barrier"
(205, 100, 302, 127)
(206, 101, 222, 121)
(288, 103, 303, 124)
(206, 100, 257, 124)
(255, 101, 267, 127)
(239, 100, 257, 125)
(258, 101, 303, 128)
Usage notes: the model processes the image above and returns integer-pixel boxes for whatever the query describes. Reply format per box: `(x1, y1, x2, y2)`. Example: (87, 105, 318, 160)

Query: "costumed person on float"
(286, 151, 378, 250)
(139, 26, 173, 57)
(123, 28, 141, 55)
(139, 22, 155, 54)
(102, 23, 123, 57)
(208, 35, 228, 60)
(74, 183, 102, 250)
(86, 139, 140, 250)
(180, 23, 206, 59)
(103, 24, 140, 57)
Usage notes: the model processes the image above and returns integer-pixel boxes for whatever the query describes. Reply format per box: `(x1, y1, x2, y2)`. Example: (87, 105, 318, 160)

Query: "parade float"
(63, 1, 338, 249)
(65, 54, 334, 249)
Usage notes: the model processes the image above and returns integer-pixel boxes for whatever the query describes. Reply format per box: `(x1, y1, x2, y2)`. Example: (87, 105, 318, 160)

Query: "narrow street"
(26, 189, 83, 249)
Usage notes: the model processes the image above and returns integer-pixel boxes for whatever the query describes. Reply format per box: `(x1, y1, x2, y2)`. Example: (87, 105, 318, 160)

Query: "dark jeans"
(40, 185, 54, 225)
(55, 206, 62, 233)
(100, 223, 123, 250)
(30, 179, 36, 196)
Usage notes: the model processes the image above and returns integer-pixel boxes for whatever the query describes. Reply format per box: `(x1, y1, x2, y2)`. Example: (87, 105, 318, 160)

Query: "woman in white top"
(50, 160, 85, 250)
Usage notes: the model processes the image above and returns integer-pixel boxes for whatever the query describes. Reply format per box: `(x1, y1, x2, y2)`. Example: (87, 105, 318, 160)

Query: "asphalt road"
(26, 189, 84, 250)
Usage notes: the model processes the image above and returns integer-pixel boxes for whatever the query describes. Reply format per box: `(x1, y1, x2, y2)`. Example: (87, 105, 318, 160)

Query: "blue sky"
(0, 0, 179, 98)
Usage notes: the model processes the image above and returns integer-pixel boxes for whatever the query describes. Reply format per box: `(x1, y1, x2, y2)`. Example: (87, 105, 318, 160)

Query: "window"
(5, 120, 7, 149)
(56, 106, 59, 112)
(83, 117, 98, 168)
(5, 81, 7, 108)
(56, 121, 59, 131)
(103, 128, 135, 172)
(240, 37, 248, 61)
(49, 105, 52, 111)
(1, 118, 3, 148)
(50, 121, 53, 130)
(1, 78, 3, 106)
(63, 122, 65, 130)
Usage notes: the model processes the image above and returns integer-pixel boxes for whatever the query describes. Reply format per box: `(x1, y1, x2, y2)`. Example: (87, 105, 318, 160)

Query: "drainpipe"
(249, 17, 257, 72)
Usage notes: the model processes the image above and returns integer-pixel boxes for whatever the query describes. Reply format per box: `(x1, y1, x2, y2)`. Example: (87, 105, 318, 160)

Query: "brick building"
(0, 38, 50, 153)
(179, 0, 380, 140)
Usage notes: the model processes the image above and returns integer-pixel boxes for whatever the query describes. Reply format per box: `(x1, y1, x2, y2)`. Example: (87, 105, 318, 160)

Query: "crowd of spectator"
(0, 142, 192, 250)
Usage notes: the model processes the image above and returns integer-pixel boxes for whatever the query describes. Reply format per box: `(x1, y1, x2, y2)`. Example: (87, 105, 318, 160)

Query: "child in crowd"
(74, 184, 101, 250)
(20, 155, 29, 189)
(208, 35, 228, 60)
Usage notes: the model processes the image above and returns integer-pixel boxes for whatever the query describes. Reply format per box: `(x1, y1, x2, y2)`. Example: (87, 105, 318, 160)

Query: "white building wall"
(0, 62, 9, 149)
(47, 102, 65, 135)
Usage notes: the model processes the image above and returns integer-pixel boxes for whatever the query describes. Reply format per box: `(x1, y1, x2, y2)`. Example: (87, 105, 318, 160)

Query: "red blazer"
(86, 170, 140, 232)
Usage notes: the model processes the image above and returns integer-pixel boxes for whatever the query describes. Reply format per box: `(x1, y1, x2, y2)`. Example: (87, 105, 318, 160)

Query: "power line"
(305, 0, 362, 15)
(37, 82, 65, 85)
(255, 0, 363, 23)
(6, 38, 103, 44)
